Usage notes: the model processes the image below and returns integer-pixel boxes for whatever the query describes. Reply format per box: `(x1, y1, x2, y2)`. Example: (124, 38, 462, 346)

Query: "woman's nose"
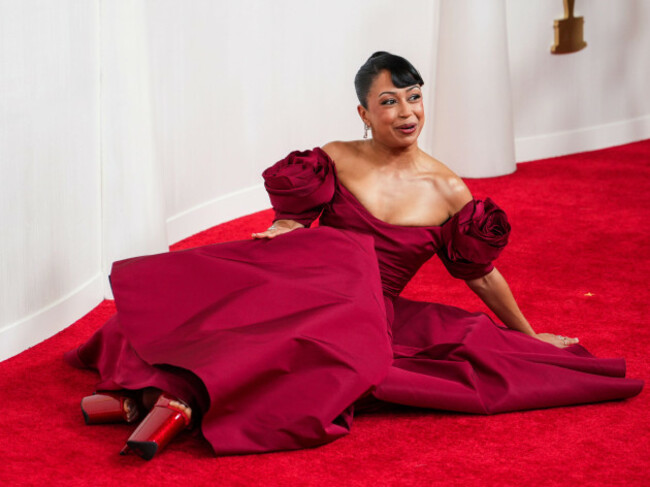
(398, 101, 412, 118)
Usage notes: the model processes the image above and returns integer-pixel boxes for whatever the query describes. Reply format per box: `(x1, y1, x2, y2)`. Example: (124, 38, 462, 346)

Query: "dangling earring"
(363, 124, 370, 139)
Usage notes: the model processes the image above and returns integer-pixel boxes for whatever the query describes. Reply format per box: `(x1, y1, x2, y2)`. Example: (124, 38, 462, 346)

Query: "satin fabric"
(66, 148, 643, 455)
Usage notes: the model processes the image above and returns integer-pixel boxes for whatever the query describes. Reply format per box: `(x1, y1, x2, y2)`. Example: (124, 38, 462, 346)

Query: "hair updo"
(354, 51, 424, 108)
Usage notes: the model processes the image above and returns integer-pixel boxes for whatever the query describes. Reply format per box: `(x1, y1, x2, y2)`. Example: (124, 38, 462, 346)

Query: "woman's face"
(358, 69, 424, 148)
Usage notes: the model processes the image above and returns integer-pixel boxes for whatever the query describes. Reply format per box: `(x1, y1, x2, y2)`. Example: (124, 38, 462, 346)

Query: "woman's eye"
(380, 99, 396, 105)
(409, 94, 422, 101)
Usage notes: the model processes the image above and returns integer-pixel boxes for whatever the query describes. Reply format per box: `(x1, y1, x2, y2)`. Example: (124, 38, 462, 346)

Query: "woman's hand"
(251, 219, 304, 239)
(534, 332, 579, 349)
(465, 269, 579, 349)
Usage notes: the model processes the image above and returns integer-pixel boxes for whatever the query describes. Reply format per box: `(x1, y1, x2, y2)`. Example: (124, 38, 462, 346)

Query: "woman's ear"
(357, 104, 369, 126)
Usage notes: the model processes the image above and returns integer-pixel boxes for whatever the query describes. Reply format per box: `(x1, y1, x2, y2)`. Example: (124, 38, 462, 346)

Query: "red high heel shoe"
(81, 392, 141, 425)
(121, 393, 191, 460)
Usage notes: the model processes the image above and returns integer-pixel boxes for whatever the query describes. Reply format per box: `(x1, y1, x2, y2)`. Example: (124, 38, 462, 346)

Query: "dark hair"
(354, 51, 424, 108)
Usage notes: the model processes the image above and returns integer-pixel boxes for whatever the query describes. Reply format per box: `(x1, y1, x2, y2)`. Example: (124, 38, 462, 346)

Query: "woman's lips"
(396, 123, 417, 134)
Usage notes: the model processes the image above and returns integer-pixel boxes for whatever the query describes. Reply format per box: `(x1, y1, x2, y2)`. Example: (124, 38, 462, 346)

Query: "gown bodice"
(263, 147, 511, 299)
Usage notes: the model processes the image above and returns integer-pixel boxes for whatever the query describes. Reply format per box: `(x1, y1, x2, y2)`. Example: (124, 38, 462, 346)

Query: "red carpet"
(1, 141, 648, 486)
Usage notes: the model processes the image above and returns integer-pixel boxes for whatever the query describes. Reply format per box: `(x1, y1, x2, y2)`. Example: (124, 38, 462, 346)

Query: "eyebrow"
(378, 85, 421, 97)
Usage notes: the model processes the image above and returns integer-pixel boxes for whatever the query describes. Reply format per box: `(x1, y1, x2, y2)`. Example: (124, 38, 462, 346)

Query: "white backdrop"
(507, 0, 650, 161)
(0, 1, 103, 360)
(1, 0, 649, 361)
(145, 0, 438, 243)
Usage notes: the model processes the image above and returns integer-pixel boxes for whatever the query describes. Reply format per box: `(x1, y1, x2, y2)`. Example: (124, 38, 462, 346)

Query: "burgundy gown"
(65, 148, 643, 455)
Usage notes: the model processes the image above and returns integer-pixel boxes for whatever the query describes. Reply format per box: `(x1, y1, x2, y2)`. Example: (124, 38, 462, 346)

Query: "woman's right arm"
(257, 147, 337, 239)
(251, 219, 304, 239)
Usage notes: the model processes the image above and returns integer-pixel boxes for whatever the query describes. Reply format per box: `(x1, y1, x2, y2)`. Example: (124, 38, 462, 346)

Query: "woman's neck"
(366, 139, 420, 168)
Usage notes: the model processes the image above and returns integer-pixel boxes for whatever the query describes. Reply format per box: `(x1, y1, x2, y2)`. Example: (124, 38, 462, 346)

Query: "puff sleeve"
(437, 198, 511, 280)
(262, 148, 336, 227)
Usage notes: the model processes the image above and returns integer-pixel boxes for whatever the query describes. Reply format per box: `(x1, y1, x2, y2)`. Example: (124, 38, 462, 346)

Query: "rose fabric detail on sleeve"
(263, 148, 336, 227)
(437, 198, 511, 280)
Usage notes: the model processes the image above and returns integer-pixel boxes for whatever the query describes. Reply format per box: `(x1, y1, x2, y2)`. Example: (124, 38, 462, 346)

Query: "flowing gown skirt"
(378, 298, 643, 414)
(66, 227, 643, 455)
(66, 227, 394, 454)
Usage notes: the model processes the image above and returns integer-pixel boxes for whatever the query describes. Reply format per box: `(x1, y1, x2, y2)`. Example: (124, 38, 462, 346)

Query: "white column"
(100, 0, 168, 297)
(432, 0, 516, 177)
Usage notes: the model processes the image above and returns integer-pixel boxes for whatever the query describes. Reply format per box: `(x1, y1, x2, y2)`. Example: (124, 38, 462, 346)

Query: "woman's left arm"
(435, 167, 577, 348)
(466, 267, 579, 348)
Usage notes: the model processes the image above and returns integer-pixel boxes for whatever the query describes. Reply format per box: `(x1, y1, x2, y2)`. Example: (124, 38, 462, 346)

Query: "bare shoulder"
(419, 152, 473, 214)
(322, 140, 367, 158)
(321, 141, 366, 172)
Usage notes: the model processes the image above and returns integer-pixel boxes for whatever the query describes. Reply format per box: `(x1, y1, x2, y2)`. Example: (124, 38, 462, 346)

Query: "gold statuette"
(551, 0, 587, 54)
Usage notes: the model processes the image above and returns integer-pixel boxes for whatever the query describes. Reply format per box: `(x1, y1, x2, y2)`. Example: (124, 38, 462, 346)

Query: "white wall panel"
(100, 0, 168, 297)
(0, 0, 102, 361)
(506, 0, 650, 161)
(145, 0, 439, 242)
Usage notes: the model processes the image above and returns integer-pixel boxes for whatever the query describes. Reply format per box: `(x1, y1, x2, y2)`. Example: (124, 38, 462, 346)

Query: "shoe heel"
(124, 394, 190, 461)
(81, 393, 140, 425)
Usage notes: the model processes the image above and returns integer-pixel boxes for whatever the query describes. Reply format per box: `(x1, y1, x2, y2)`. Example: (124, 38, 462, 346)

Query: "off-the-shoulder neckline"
(320, 149, 468, 229)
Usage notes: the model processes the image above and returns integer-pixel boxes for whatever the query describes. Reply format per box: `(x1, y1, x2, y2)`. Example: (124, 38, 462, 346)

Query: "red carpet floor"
(1, 141, 649, 486)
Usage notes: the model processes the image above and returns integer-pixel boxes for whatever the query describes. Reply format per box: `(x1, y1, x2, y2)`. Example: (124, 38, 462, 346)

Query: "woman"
(66, 52, 643, 461)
